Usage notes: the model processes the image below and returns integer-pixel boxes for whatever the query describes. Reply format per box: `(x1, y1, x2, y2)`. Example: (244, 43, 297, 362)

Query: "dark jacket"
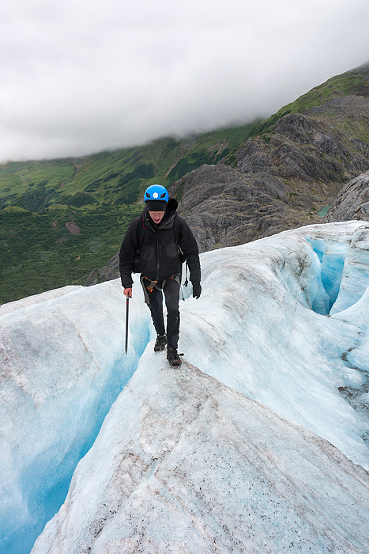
(119, 198, 201, 288)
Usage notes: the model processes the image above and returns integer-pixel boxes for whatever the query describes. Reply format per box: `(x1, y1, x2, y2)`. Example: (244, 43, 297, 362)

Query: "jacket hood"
(166, 197, 178, 213)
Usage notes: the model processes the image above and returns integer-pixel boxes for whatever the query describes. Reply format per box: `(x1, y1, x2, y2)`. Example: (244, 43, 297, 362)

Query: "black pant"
(148, 278, 180, 349)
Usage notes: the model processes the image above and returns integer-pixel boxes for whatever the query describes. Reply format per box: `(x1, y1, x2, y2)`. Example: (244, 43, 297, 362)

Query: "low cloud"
(0, 0, 368, 162)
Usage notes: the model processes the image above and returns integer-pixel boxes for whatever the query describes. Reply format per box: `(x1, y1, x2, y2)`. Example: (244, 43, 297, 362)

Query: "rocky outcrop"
(86, 253, 120, 286)
(236, 110, 369, 183)
(168, 98, 369, 252)
(65, 221, 81, 235)
(170, 164, 299, 251)
(324, 170, 369, 222)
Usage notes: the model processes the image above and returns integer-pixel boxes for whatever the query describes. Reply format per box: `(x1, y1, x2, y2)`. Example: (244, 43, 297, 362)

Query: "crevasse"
(305, 236, 347, 314)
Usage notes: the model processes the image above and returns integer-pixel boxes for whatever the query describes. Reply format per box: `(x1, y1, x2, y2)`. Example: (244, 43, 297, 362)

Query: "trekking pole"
(125, 294, 130, 353)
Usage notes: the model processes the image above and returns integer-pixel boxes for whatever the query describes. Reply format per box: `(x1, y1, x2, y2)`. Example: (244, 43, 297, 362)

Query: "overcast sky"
(0, 0, 368, 162)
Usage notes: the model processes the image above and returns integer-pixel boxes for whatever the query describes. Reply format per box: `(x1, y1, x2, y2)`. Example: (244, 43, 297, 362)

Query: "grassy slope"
(0, 124, 259, 210)
(0, 204, 142, 302)
(0, 124, 258, 304)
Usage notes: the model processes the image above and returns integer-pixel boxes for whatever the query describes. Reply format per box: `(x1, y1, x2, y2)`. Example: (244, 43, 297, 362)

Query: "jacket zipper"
(156, 239, 160, 281)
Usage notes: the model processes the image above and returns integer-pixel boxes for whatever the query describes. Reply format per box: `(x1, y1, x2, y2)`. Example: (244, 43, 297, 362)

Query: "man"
(119, 184, 201, 367)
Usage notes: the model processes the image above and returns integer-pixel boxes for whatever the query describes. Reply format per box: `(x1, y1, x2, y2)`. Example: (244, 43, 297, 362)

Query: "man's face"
(149, 211, 165, 224)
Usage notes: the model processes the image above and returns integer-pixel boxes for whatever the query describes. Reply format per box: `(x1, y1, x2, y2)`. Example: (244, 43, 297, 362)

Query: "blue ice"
(305, 237, 347, 313)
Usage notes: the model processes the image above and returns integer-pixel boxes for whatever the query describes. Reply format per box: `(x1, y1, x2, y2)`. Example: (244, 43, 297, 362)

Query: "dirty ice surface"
(1, 221, 369, 553)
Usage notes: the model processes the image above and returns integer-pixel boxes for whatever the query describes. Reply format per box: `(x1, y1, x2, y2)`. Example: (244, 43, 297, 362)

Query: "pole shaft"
(125, 295, 129, 353)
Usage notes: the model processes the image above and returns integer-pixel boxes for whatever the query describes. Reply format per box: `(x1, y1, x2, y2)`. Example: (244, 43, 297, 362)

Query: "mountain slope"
(170, 63, 369, 252)
(254, 61, 369, 135)
(84, 63, 369, 283)
(0, 125, 260, 304)
(2, 63, 369, 301)
(0, 125, 258, 212)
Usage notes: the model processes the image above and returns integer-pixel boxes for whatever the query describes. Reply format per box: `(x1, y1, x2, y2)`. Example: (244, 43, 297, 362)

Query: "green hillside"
(0, 123, 259, 304)
(0, 124, 260, 213)
(0, 204, 142, 303)
(253, 62, 369, 137)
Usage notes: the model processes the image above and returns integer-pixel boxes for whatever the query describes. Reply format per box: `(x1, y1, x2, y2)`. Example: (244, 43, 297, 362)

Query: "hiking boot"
(154, 334, 167, 352)
(167, 346, 182, 367)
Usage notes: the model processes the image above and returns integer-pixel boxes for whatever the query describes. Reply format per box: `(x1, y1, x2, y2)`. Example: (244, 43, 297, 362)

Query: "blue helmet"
(144, 184, 169, 203)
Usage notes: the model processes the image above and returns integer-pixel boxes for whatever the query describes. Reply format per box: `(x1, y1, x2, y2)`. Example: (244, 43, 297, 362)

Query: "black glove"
(193, 284, 202, 299)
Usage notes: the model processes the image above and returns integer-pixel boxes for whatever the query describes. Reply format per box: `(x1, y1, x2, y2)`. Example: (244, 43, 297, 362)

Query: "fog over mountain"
(1, 0, 368, 161)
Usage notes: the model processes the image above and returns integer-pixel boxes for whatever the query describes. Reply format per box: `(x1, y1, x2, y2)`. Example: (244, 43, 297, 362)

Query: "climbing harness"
(140, 273, 181, 305)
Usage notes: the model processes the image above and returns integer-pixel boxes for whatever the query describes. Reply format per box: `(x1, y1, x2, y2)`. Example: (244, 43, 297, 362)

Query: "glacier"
(0, 221, 369, 553)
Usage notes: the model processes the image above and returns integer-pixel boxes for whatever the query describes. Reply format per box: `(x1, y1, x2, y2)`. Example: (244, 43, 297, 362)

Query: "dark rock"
(86, 253, 120, 286)
(324, 171, 369, 222)
(275, 113, 319, 144)
(274, 142, 345, 182)
(65, 222, 81, 235)
(235, 141, 274, 174)
(237, 106, 369, 187)
(172, 164, 299, 251)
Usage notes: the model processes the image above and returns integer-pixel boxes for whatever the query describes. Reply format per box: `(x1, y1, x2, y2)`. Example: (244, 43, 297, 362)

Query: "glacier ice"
(0, 281, 151, 553)
(32, 353, 369, 554)
(1, 221, 369, 553)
